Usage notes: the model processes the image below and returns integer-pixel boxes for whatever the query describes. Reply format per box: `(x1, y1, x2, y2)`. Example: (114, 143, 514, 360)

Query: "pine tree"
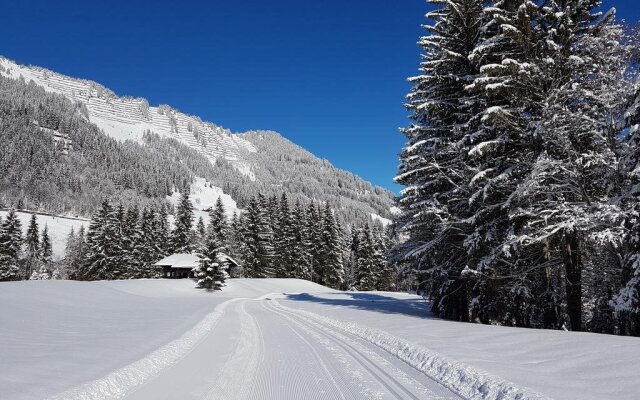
(394, 0, 485, 321)
(171, 191, 194, 253)
(242, 195, 275, 278)
(318, 203, 344, 288)
(306, 203, 322, 282)
(374, 228, 394, 291)
(196, 216, 206, 250)
(273, 193, 294, 278)
(194, 234, 226, 290)
(121, 206, 141, 277)
(153, 206, 170, 258)
(80, 200, 121, 280)
(24, 213, 40, 279)
(40, 224, 52, 267)
(226, 211, 245, 277)
(504, 4, 631, 330)
(31, 225, 55, 280)
(291, 200, 312, 280)
(0, 209, 23, 281)
(612, 73, 640, 335)
(356, 224, 377, 291)
(208, 197, 227, 251)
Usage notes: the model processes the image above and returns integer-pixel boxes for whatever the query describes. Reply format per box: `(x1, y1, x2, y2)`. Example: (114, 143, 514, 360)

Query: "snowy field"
(1, 279, 638, 400)
(0, 211, 89, 260)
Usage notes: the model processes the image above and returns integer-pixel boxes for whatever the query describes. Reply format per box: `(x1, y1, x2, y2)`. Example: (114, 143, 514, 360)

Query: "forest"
(0, 193, 394, 292)
(394, 0, 640, 335)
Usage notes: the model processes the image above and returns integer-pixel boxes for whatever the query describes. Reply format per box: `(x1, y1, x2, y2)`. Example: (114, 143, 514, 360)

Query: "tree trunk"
(564, 232, 582, 331)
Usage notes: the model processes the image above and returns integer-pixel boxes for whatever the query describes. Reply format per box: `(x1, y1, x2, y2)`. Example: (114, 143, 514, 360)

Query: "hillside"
(0, 56, 394, 226)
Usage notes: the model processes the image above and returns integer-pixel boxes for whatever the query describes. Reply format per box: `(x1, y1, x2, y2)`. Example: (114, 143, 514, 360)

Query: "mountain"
(0, 56, 394, 226)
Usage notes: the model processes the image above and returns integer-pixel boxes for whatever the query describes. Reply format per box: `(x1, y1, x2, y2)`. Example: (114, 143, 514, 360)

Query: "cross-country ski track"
(10, 279, 617, 400)
(70, 297, 462, 400)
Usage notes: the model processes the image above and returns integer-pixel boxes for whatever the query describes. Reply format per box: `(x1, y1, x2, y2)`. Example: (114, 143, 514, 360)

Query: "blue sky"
(0, 1, 638, 193)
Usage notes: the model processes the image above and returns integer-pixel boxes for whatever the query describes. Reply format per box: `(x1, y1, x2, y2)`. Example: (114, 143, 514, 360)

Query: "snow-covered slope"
(278, 291, 640, 400)
(0, 279, 334, 400)
(5, 279, 632, 400)
(166, 177, 239, 222)
(0, 57, 255, 175)
(0, 210, 89, 260)
(0, 56, 395, 222)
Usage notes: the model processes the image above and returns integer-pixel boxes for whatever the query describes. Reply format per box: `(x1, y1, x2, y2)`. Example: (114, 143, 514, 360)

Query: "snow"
(370, 213, 392, 227)
(0, 210, 89, 260)
(3, 280, 637, 400)
(276, 291, 640, 400)
(154, 253, 200, 269)
(167, 176, 239, 222)
(233, 161, 256, 181)
(0, 56, 257, 169)
(0, 279, 332, 400)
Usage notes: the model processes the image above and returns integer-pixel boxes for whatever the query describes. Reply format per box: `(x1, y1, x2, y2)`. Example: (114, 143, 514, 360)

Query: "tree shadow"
(281, 292, 436, 319)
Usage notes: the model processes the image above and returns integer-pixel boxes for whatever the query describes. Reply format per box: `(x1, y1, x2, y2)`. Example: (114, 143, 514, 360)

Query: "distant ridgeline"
(0, 56, 394, 227)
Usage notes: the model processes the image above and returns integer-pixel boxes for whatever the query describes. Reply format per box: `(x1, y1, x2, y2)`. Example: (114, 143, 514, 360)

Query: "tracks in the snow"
(52, 295, 463, 400)
(263, 299, 461, 400)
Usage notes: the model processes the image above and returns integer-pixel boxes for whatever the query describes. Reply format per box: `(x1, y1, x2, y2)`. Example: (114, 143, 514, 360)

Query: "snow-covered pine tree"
(31, 225, 55, 280)
(507, 4, 632, 331)
(612, 68, 640, 335)
(171, 191, 194, 253)
(395, 0, 484, 321)
(291, 200, 312, 280)
(373, 227, 394, 291)
(153, 206, 170, 259)
(116, 206, 141, 278)
(80, 200, 121, 280)
(24, 213, 40, 279)
(273, 193, 295, 277)
(142, 208, 161, 276)
(318, 203, 344, 288)
(40, 224, 52, 268)
(355, 224, 377, 291)
(111, 204, 128, 278)
(61, 227, 76, 279)
(458, 0, 552, 326)
(196, 216, 206, 250)
(65, 225, 87, 280)
(0, 209, 23, 281)
(226, 211, 245, 277)
(208, 197, 227, 251)
(241, 195, 275, 278)
(306, 203, 323, 282)
(193, 233, 226, 290)
(346, 227, 361, 289)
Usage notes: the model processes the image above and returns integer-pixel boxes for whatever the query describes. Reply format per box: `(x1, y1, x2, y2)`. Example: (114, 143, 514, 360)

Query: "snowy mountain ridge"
(0, 56, 256, 178)
(0, 56, 395, 222)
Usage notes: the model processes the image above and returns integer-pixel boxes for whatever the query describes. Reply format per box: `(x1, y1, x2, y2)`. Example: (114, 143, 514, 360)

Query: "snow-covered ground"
(275, 292, 640, 400)
(1, 279, 637, 400)
(0, 211, 89, 260)
(167, 176, 240, 222)
(0, 279, 328, 400)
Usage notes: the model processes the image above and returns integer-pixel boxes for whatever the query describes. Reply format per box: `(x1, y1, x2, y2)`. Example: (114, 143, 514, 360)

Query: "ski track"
(264, 300, 460, 400)
(271, 300, 552, 400)
(47, 294, 534, 400)
(46, 297, 242, 400)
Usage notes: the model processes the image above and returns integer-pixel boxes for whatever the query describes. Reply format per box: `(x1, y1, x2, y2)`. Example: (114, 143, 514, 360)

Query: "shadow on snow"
(281, 292, 436, 319)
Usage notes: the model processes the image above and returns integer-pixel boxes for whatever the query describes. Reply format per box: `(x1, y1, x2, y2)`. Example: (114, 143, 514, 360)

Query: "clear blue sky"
(0, 1, 638, 193)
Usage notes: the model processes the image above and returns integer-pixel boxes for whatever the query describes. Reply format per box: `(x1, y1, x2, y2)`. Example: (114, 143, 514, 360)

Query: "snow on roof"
(154, 253, 240, 269)
(154, 254, 200, 269)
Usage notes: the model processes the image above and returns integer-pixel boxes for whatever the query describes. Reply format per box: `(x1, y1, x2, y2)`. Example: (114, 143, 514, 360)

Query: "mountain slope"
(0, 56, 394, 225)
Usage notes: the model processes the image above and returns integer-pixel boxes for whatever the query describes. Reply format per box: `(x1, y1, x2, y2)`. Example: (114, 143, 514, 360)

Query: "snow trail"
(264, 300, 458, 400)
(270, 299, 551, 400)
(47, 298, 242, 400)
